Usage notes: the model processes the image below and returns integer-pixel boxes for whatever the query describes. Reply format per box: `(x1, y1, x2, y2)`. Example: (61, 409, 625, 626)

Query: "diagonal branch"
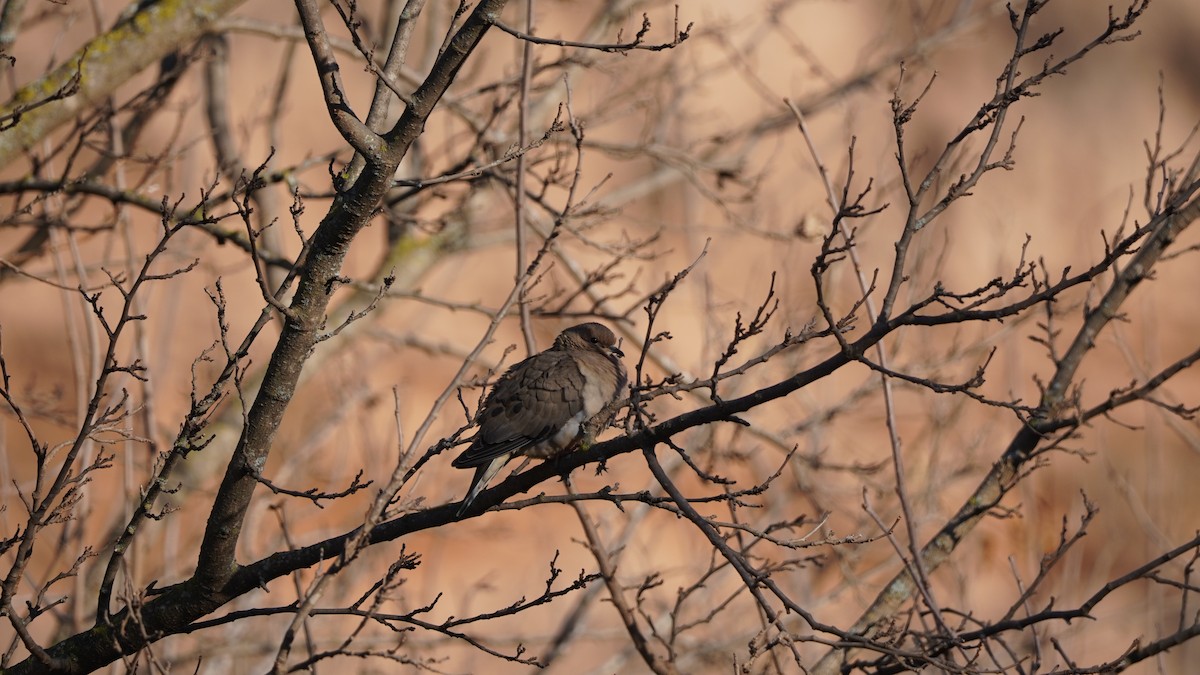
(0, 0, 249, 164)
(810, 187, 1200, 674)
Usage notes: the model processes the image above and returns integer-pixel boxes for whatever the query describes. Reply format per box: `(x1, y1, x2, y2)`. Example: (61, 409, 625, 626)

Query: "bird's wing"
(452, 350, 587, 468)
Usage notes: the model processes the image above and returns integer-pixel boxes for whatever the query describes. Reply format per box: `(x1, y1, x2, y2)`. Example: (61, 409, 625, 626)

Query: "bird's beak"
(610, 345, 625, 358)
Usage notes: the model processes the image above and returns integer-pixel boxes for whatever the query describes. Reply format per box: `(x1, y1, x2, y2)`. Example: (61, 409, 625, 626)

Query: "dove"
(453, 323, 627, 516)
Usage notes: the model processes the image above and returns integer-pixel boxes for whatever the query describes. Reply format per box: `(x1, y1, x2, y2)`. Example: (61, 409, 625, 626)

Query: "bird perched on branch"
(453, 323, 627, 516)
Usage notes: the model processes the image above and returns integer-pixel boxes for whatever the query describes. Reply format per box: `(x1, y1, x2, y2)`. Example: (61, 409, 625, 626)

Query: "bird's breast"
(577, 355, 624, 416)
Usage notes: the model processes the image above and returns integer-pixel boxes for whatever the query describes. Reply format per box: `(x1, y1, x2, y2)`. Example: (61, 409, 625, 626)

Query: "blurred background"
(1, 0, 1199, 672)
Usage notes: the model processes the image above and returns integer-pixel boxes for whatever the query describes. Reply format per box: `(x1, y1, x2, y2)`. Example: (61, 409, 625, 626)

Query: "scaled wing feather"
(451, 351, 586, 467)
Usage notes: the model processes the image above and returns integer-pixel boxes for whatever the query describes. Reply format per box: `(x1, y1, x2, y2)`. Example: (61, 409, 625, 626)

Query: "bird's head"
(555, 322, 625, 359)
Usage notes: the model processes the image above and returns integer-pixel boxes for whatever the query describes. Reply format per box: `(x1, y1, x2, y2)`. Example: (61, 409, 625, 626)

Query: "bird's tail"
(456, 455, 508, 517)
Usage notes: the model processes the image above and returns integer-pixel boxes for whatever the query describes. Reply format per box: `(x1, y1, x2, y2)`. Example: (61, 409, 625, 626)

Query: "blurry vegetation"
(0, 0, 1199, 673)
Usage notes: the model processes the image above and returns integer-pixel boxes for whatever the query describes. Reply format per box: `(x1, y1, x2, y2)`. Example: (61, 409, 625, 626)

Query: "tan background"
(2, 0, 1199, 672)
